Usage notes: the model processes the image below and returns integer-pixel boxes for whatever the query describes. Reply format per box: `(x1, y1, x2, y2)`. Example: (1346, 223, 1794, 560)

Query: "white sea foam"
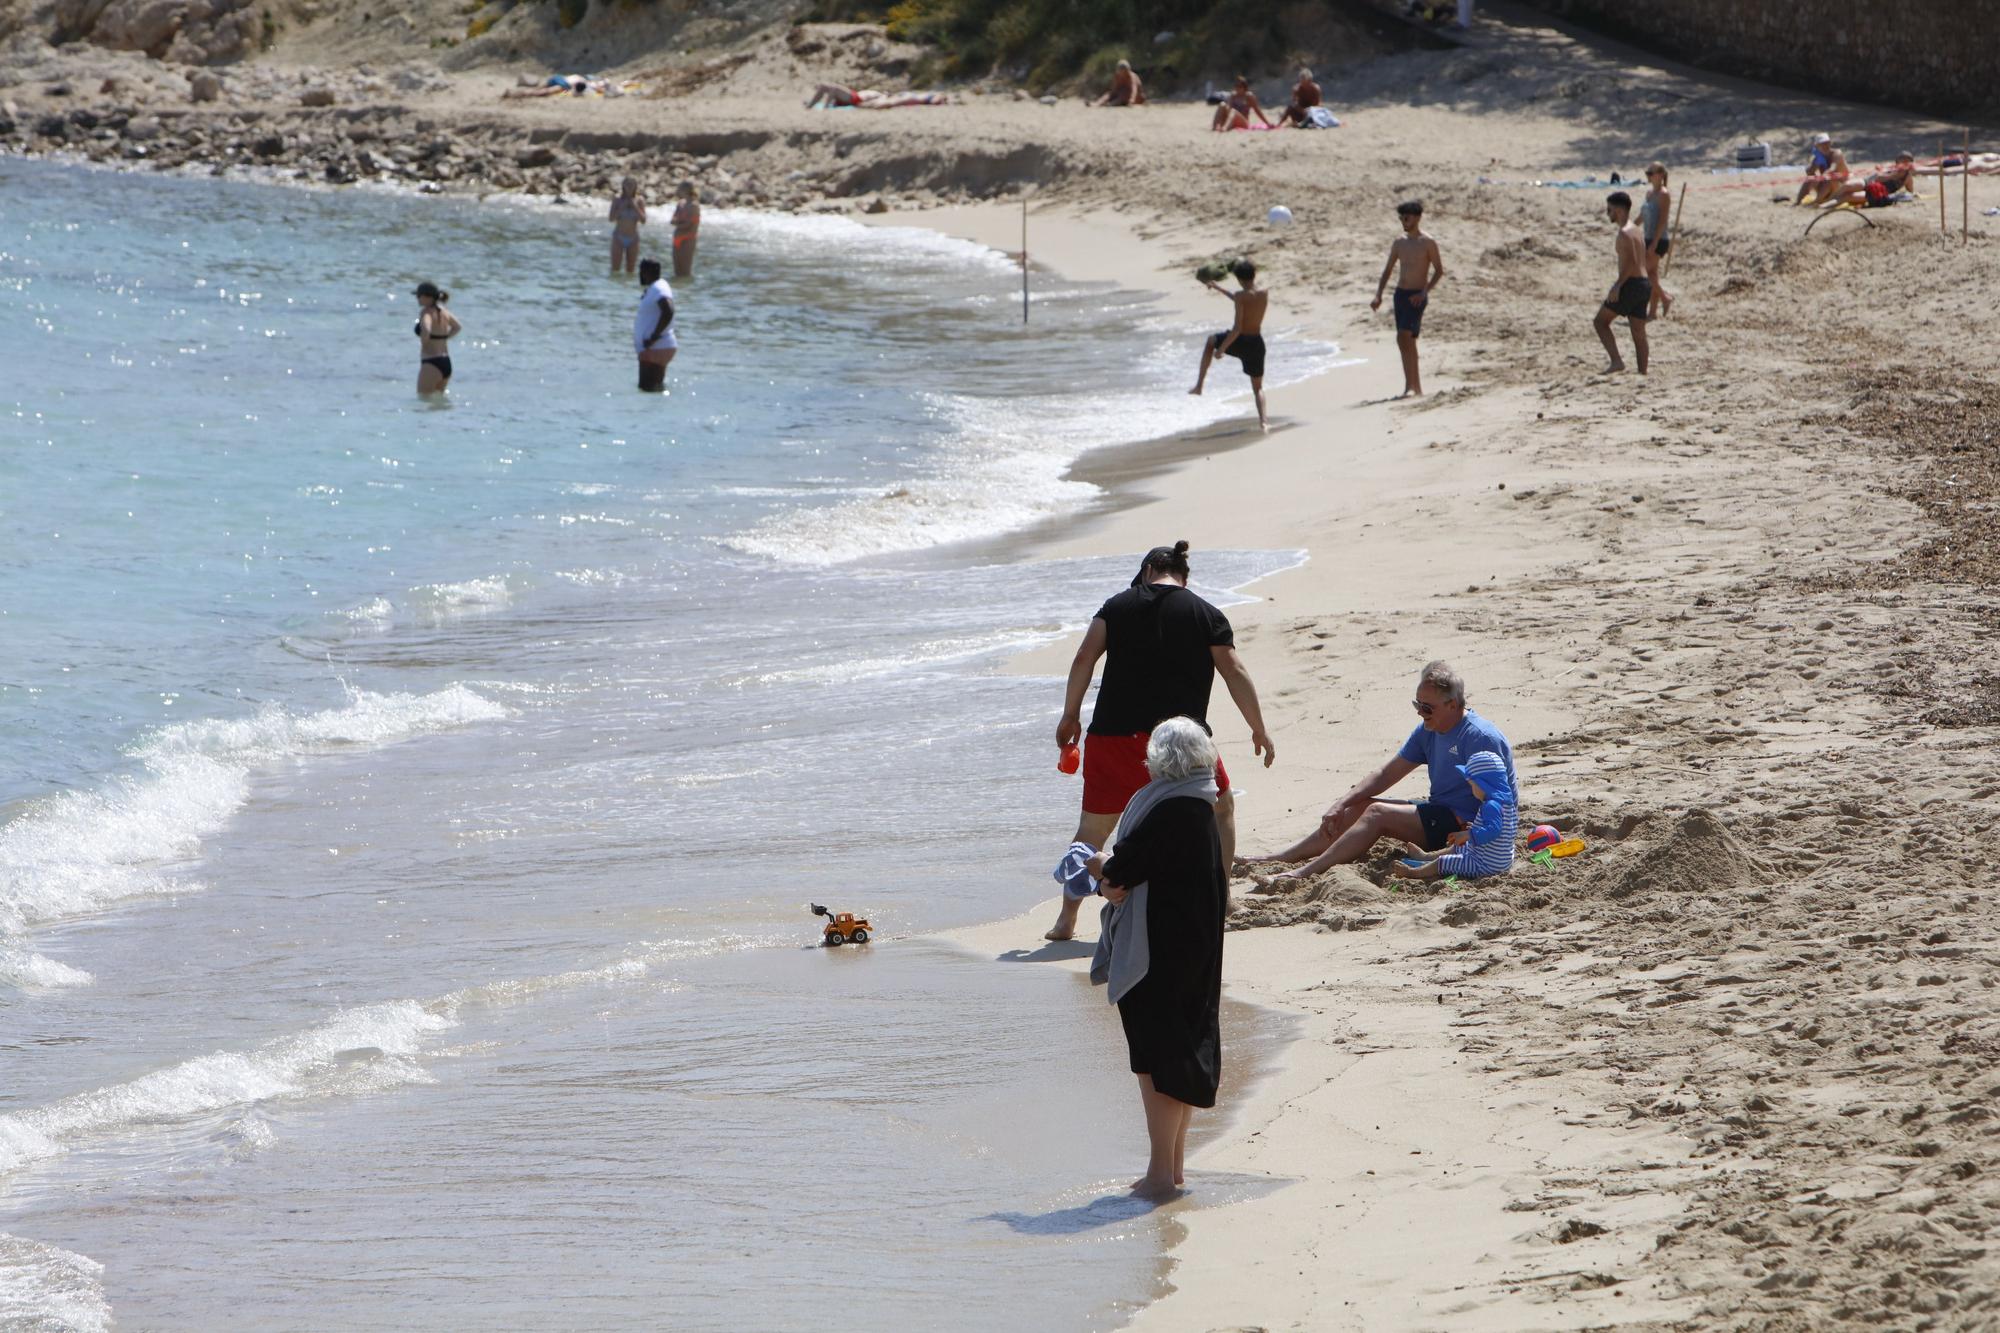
(0, 936, 775, 1180)
(0, 1000, 455, 1177)
(0, 686, 508, 953)
(0, 949, 94, 989)
(728, 337, 1356, 567)
(340, 595, 396, 625)
(0, 1233, 111, 1333)
(404, 575, 517, 620)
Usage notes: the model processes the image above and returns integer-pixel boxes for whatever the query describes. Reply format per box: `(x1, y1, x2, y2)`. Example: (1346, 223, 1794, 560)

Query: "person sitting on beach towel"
(1275, 69, 1321, 128)
(1827, 152, 1920, 209)
(1210, 77, 1273, 132)
(1092, 60, 1146, 107)
(1386, 750, 1516, 882)
(1795, 133, 1849, 206)
(1243, 660, 1515, 883)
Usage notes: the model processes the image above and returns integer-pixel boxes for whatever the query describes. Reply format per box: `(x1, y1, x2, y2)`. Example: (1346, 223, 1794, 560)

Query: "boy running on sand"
(1370, 199, 1444, 397)
(1190, 259, 1270, 432)
(1594, 191, 1651, 376)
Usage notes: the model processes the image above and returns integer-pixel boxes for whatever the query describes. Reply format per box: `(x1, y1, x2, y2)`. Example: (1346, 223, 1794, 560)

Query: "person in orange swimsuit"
(671, 182, 701, 279)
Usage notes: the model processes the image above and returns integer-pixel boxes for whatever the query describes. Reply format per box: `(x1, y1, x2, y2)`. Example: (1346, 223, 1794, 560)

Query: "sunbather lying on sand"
(805, 84, 948, 110)
(1826, 152, 1920, 209)
(503, 74, 607, 99)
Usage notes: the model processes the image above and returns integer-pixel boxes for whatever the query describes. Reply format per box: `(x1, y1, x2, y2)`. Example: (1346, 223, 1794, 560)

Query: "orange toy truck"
(812, 903, 872, 946)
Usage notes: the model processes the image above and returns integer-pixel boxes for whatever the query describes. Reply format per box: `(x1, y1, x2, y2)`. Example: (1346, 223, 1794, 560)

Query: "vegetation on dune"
(805, 0, 1374, 92)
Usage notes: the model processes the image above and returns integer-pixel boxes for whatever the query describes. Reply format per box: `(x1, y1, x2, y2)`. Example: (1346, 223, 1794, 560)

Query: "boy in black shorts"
(1190, 258, 1270, 432)
(1593, 191, 1651, 375)
(1371, 199, 1445, 397)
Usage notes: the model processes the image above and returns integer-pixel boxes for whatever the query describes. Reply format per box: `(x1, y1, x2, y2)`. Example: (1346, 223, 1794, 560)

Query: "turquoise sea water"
(0, 156, 1332, 1329)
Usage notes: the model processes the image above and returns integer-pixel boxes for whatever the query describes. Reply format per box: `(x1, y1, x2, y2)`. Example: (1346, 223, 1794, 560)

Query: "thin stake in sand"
(1940, 138, 1948, 234)
(1660, 182, 1688, 278)
(1964, 129, 1972, 246)
(1022, 197, 1030, 323)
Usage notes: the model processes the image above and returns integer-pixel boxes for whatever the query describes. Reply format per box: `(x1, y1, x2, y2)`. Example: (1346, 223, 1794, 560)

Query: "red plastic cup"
(1057, 742, 1081, 775)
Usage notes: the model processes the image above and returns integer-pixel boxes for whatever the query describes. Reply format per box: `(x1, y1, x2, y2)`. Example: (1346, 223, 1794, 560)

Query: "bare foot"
(1130, 1174, 1183, 1200)
(1044, 899, 1081, 942)
(1188, 384, 1204, 396)
(1661, 292, 1674, 317)
(1249, 871, 1304, 894)
(1600, 361, 1626, 375)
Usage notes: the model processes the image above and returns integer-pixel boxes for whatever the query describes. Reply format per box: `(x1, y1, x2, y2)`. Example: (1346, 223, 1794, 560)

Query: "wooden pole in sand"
(1021, 197, 1029, 324)
(1964, 129, 1972, 246)
(1940, 138, 1948, 234)
(1659, 182, 1688, 277)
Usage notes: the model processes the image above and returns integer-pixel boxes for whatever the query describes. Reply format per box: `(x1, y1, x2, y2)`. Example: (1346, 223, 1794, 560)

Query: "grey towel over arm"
(1089, 770, 1220, 1004)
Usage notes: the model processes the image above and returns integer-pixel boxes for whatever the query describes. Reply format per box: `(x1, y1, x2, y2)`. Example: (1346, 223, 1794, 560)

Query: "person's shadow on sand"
(995, 939, 1096, 963)
(977, 1192, 1165, 1235)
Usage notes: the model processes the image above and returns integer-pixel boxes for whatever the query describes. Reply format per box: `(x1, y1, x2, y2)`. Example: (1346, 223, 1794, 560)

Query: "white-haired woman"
(1087, 715, 1227, 1198)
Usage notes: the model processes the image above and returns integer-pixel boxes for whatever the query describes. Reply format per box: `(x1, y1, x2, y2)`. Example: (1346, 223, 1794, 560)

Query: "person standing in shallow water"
(1087, 716, 1227, 1199)
(412, 281, 460, 396)
(670, 182, 701, 279)
(633, 258, 676, 393)
(608, 177, 646, 278)
(1047, 540, 1273, 942)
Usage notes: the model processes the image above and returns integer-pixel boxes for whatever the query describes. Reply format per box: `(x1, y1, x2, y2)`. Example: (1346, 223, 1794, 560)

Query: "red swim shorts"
(1081, 730, 1231, 816)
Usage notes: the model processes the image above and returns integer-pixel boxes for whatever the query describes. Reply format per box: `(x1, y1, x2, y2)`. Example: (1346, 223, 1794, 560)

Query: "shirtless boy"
(1092, 60, 1145, 107)
(1370, 200, 1444, 398)
(1190, 259, 1270, 432)
(1594, 191, 1651, 376)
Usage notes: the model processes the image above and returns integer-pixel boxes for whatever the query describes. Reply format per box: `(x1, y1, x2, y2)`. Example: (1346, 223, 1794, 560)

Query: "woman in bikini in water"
(413, 281, 461, 396)
(670, 181, 701, 279)
(608, 177, 646, 277)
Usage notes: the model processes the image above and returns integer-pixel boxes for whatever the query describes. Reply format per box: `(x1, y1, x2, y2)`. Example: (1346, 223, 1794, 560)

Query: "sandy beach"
(7, 0, 2000, 1326)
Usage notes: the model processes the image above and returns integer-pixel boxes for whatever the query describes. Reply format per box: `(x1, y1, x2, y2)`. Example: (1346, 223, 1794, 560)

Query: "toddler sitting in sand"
(1387, 750, 1516, 881)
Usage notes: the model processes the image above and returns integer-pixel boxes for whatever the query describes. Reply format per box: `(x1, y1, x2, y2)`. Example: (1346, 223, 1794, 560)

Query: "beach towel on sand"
(1089, 770, 1219, 1004)
(1303, 107, 1340, 129)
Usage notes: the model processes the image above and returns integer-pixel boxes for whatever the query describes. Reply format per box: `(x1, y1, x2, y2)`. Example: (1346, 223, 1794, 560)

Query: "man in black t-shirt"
(1047, 541, 1275, 941)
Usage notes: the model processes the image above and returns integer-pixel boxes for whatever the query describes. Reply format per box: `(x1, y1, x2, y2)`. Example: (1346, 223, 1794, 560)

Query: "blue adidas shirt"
(1397, 710, 1518, 823)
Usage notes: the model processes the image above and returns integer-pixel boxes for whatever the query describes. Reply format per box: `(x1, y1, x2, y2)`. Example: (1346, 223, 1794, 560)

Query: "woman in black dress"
(1088, 715, 1227, 1197)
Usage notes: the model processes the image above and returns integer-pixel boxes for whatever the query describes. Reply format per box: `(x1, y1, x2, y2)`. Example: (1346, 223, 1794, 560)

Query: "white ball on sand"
(1267, 205, 1294, 226)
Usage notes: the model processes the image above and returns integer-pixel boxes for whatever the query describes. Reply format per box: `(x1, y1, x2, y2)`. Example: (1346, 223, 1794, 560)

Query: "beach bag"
(1304, 106, 1339, 129)
(1734, 141, 1771, 168)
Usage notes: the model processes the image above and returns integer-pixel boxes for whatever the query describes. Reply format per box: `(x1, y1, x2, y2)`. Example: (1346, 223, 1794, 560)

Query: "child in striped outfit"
(1388, 750, 1516, 881)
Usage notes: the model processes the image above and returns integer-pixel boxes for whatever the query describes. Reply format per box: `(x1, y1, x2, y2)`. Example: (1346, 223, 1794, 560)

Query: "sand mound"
(1606, 807, 1766, 900)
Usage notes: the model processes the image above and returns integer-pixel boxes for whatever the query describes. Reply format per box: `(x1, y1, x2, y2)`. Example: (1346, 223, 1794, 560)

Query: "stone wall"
(1521, 0, 2000, 118)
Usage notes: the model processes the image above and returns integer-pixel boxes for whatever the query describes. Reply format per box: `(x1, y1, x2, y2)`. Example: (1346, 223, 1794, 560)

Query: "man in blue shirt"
(1244, 660, 1515, 882)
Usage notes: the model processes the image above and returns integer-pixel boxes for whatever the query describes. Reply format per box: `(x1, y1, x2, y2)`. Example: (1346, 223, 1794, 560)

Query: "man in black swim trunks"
(1189, 258, 1270, 432)
(1371, 199, 1445, 398)
(1593, 190, 1651, 376)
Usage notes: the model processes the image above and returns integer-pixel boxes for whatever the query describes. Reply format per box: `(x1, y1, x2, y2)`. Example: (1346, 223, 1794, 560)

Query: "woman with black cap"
(1046, 540, 1275, 942)
(412, 281, 461, 396)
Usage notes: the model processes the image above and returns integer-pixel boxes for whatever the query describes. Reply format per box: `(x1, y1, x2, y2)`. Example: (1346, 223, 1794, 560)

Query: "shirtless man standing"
(1370, 200, 1444, 397)
(1594, 191, 1651, 376)
(1190, 259, 1270, 432)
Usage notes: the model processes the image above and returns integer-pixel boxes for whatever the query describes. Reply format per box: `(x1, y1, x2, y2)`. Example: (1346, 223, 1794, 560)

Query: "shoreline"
(10, 4, 2000, 1321)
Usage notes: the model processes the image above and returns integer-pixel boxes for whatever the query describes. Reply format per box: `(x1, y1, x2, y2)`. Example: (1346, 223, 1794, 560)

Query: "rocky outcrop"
(53, 0, 258, 64)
